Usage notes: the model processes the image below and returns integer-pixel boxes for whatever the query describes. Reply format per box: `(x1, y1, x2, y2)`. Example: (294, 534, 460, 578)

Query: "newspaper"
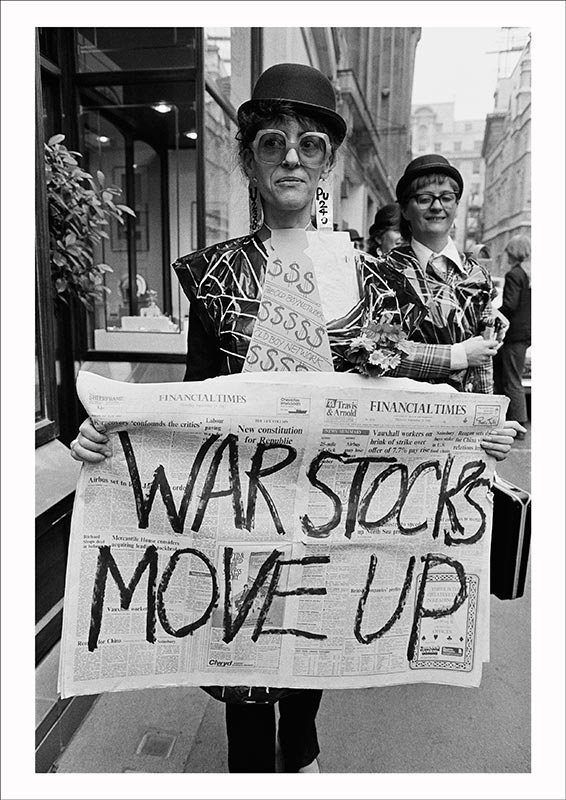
(59, 371, 508, 698)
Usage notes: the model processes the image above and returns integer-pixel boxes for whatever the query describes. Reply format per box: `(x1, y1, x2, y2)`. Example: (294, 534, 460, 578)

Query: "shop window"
(76, 28, 197, 73)
(38, 27, 60, 65)
(78, 78, 198, 354)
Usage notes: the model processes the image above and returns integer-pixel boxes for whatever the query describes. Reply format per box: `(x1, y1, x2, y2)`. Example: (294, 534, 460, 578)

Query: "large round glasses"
(251, 129, 331, 167)
(409, 192, 459, 209)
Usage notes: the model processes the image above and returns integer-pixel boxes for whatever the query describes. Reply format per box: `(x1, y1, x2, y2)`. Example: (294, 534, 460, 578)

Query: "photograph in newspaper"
(58, 371, 507, 698)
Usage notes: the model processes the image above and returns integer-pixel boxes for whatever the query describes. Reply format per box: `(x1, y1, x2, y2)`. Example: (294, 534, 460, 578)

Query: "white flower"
(350, 334, 375, 352)
(368, 349, 401, 369)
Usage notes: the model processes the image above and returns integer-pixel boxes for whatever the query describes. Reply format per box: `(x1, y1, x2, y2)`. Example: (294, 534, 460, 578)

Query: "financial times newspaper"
(58, 371, 508, 698)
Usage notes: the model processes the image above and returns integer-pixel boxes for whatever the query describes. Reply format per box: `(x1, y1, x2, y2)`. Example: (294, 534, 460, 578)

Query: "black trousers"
(494, 341, 529, 424)
(225, 689, 323, 772)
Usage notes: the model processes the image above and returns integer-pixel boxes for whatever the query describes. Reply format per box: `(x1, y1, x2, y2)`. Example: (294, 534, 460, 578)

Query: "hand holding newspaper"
(59, 371, 507, 698)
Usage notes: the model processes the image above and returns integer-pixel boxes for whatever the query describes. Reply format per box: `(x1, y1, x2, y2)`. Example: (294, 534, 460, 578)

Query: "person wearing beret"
(383, 154, 511, 395)
(70, 66, 523, 773)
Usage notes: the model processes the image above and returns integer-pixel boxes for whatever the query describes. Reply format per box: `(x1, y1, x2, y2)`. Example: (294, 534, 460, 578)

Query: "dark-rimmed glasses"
(251, 129, 331, 167)
(409, 192, 459, 209)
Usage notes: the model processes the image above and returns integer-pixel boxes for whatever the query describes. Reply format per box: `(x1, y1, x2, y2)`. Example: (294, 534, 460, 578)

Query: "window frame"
(36, 38, 59, 448)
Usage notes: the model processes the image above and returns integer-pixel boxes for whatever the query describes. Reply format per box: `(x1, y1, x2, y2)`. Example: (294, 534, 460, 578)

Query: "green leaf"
(96, 170, 105, 187)
(116, 204, 136, 217)
(48, 134, 65, 146)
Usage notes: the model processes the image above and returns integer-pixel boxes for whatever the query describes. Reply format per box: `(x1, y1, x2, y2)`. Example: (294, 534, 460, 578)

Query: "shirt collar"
(411, 237, 464, 274)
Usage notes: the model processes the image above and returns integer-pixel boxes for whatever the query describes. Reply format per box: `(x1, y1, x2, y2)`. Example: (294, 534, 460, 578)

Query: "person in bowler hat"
(381, 153, 517, 396)
(69, 70, 524, 773)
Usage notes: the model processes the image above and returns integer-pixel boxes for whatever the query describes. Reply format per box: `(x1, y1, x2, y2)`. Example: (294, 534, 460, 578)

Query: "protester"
(69, 67, 522, 773)
(386, 153, 509, 395)
(493, 235, 531, 435)
(366, 202, 404, 257)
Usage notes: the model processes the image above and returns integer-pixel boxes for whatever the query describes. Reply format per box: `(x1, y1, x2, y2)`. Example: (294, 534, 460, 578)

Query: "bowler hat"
(237, 63, 347, 143)
(395, 154, 464, 202)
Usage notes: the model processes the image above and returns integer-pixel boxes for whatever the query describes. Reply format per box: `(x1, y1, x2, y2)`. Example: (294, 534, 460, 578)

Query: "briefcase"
(490, 473, 531, 600)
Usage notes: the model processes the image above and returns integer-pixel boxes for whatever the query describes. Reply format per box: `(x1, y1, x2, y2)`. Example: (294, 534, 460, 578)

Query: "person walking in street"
(69, 71, 523, 774)
(493, 235, 531, 435)
(384, 154, 505, 394)
(366, 202, 404, 257)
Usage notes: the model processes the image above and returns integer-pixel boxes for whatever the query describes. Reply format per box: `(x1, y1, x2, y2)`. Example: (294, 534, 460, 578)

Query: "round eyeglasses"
(409, 192, 459, 209)
(251, 129, 331, 167)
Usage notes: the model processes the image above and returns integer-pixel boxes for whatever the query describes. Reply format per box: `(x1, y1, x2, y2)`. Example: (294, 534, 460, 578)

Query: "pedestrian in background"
(494, 235, 531, 436)
(385, 153, 505, 394)
(347, 228, 364, 250)
(366, 202, 404, 257)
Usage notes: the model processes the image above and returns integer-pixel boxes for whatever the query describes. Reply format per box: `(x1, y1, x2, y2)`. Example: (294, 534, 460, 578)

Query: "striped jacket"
(173, 234, 455, 383)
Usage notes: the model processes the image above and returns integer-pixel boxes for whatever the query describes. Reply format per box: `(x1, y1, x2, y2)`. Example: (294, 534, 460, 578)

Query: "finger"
(482, 435, 514, 446)
(78, 419, 109, 443)
(480, 441, 512, 454)
(489, 427, 518, 436)
(77, 434, 112, 455)
(71, 442, 108, 463)
(504, 420, 527, 434)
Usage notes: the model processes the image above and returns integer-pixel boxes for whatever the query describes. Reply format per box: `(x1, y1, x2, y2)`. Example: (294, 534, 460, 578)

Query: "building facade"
(481, 36, 531, 276)
(35, 26, 420, 768)
(410, 102, 486, 252)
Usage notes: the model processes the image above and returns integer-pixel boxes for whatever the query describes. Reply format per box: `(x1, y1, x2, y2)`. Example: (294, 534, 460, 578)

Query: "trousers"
(494, 341, 529, 424)
(225, 689, 323, 772)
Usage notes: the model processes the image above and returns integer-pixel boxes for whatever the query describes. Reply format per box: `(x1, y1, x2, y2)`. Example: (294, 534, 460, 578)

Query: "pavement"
(52, 425, 532, 774)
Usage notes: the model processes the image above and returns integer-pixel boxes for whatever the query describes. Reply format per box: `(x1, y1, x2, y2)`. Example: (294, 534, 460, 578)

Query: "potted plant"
(44, 134, 134, 309)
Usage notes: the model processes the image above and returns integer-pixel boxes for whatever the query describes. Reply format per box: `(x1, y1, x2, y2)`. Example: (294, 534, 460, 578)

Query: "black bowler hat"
(395, 154, 464, 202)
(237, 63, 347, 143)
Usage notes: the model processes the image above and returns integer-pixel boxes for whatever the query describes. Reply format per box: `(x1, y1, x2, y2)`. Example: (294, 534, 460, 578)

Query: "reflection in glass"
(204, 28, 251, 246)
(76, 28, 197, 73)
(79, 96, 189, 349)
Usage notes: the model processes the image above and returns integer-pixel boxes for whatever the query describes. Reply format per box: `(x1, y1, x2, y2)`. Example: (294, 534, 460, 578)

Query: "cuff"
(450, 343, 468, 371)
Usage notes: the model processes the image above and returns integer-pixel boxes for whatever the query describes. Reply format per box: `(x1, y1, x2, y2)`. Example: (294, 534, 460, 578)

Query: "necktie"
(243, 229, 334, 373)
(428, 253, 449, 278)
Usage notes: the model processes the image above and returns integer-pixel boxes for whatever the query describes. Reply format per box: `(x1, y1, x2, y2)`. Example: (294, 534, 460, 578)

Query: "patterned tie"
(243, 229, 334, 373)
(428, 253, 449, 279)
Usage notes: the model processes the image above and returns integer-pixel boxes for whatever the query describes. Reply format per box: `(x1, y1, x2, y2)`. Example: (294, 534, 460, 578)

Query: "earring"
(248, 181, 263, 234)
(315, 174, 333, 232)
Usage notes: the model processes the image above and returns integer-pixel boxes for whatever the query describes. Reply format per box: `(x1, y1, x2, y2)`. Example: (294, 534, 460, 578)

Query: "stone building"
(410, 102, 486, 252)
(481, 35, 531, 276)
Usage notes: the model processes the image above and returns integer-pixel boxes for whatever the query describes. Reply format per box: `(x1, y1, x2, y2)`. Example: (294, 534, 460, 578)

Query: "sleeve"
(184, 298, 222, 382)
(173, 250, 222, 382)
(499, 271, 522, 320)
(465, 361, 494, 394)
(387, 340, 453, 382)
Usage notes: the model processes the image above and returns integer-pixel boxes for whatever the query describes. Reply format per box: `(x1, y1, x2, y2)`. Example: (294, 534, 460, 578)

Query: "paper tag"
(315, 175, 334, 231)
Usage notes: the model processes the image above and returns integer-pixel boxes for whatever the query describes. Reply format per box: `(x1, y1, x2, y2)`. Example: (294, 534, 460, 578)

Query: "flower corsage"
(345, 318, 410, 377)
